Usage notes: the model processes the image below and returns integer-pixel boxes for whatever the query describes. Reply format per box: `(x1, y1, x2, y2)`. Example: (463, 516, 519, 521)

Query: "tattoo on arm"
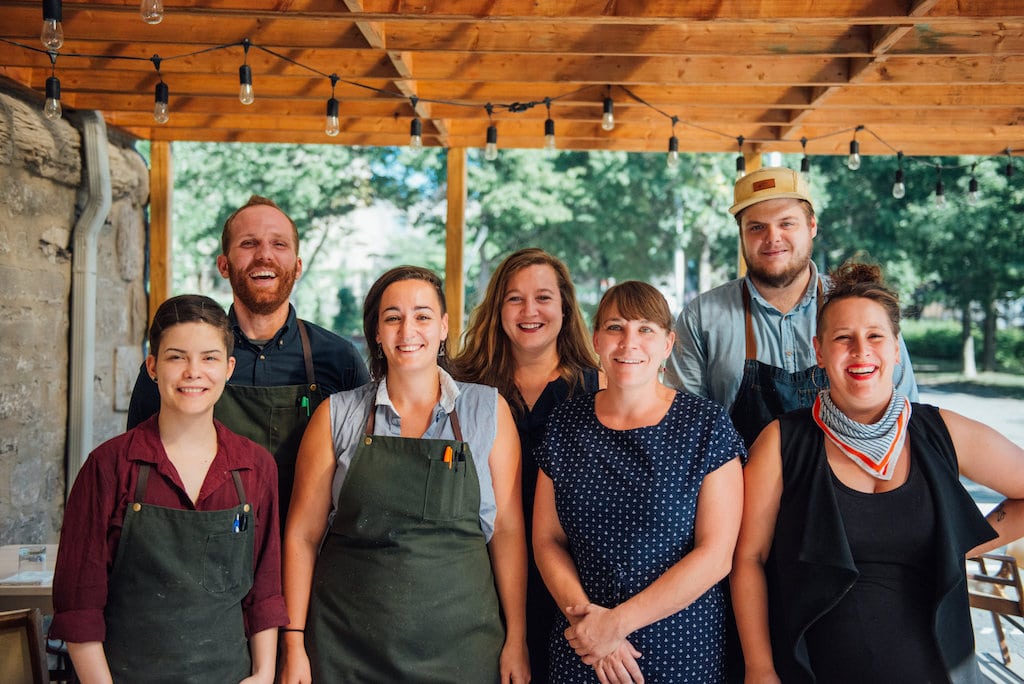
(993, 503, 1007, 523)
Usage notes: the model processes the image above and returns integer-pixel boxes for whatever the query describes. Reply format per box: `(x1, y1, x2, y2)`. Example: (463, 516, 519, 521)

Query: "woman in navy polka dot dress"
(534, 281, 746, 683)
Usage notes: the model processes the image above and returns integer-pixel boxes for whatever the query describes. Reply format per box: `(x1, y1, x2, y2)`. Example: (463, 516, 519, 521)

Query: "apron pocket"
(422, 458, 466, 521)
(202, 530, 247, 593)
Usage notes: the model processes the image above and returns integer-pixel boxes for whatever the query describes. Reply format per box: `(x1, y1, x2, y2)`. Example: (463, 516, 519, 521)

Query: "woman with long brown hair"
(450, 248, 601, 681)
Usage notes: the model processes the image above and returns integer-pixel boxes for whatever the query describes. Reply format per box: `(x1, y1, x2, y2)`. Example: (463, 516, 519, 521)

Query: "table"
(0, 544, 57, 614)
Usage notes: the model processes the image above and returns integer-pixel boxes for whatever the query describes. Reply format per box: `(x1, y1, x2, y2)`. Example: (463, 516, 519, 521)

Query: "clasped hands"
(564, 603, 644, 684)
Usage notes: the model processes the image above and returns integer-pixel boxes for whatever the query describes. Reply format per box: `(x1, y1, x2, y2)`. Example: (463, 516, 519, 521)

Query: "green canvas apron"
(104, 464, 255, 684)
(214, 319, 322, 529)
(306, 404, 505, 683)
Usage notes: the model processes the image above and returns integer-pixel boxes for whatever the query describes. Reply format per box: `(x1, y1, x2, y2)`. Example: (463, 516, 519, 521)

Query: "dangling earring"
(438, 340, 447, 358)
(376, 343, 384, 359)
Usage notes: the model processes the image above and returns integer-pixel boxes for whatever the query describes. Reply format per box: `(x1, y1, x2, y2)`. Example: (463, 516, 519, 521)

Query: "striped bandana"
(812, 389, 912, 481)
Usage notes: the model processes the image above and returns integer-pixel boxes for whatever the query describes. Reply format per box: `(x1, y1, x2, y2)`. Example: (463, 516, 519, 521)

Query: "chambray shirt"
(665, 262, 918, 411)
(327, 370, 500, 541)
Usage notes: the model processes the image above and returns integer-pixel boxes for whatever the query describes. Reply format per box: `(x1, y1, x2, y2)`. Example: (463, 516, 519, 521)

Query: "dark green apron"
(307, 404, 505, 683)
(214, 319, 322, 529)
(104, 464, 255, 684)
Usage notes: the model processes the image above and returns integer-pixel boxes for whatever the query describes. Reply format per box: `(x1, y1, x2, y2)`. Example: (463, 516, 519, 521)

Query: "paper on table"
(0, 570, 53, 586)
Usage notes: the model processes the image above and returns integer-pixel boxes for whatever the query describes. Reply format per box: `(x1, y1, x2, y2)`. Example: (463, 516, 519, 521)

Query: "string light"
(601, 94, 614, 131)
(44, 75, 62, 121)
(150, 56, 168, 124)
(967, 163, 979, 205)
(666, 117, 680, 169)
(484, 104, 498, 161)
(41, 0, 63, 51)
(847, 125, 864, 171)
(140, 0, 164, 25)
(934, 167, 946, 208)
(543, 98, 556, 155)
(892, 151, 906, 199)
(735, 136, 745, 179)
(153, 81, 169, 124)
(43, 52, 61, 121)
(409, 118, 423, 149)
(407, 96, 423, 149)
(238, 39, 254, 105)
(324, 74, 340, 137)
(4, 35, 1021, 197)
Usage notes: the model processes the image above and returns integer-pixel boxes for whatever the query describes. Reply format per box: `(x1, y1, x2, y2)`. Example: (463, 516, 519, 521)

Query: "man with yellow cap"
(665, 166, 918, 448)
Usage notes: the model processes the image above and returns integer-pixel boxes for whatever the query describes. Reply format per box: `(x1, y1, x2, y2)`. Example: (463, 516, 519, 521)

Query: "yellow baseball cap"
(729, 167, 814, 216)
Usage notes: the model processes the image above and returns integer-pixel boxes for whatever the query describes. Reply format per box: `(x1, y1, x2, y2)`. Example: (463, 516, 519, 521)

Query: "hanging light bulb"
(543, 117, 556, 155)
(601, 97, 614, 131)
(967, 173, 980, 206)
(409, 118, 423, 149)
(41, 0, 64, 51)
(323, 97, 339, 136)
(1005, 149, 1015, 179)
(43, 75, 62, 121)
(934, 173, 945, 208)
(891, 151, 906, 199)
(667, 135, 680, 169)
(847, 139, 861, 171)
(891, 168, 906, 199)
(153, 81, 169, 124)
(140, 0, 164, 24)
(238, 64, 254, 105)
(735, 136, 745, 179)
(800, 137, 810, 173)
(484, 124, 499, 161)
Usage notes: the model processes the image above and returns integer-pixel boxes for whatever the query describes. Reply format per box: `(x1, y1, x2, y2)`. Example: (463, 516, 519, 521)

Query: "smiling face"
(500, 263, 564, 358)
(216, 204, 302, 316)
(814, 296, 901, 422)
(375, 278, 449, 375)
(593, 304, 674, 391)
(146, 321, 235, 419)
(739, 197, 817, 290)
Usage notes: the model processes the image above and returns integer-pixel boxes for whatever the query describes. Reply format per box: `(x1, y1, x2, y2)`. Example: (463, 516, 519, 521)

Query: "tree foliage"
(165, 142, 1023, 374)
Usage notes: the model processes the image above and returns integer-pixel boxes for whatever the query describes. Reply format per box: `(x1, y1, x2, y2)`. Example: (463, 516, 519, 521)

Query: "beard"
(743, 246, 812, 290)
(226, 260, 298, 316)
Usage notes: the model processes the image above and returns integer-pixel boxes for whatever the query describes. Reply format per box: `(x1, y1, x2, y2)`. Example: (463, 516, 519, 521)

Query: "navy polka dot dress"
(536, 390, 745, 683)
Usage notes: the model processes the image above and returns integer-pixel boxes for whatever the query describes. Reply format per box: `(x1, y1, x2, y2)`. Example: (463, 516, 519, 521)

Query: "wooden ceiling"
(2, 1, 1024, 157)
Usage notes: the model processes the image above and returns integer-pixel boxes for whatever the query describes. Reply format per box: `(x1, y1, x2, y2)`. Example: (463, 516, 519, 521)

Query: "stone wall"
(0, 88, 150, 545)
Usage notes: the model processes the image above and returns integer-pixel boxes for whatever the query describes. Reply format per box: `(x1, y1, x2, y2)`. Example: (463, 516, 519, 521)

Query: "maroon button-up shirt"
(49, 415, 288, 642)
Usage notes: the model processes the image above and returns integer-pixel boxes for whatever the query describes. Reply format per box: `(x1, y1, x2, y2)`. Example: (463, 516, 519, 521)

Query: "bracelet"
(280, 627, 305, 633)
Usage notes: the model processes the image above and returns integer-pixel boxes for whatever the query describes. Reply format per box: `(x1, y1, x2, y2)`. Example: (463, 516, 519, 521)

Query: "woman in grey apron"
(280, 266, 530, 684)
(50, 294, 287, 684)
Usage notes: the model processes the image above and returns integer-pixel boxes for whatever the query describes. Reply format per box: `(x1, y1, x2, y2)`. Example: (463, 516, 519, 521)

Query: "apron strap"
(296, 319, 318, 394)
(134, 463, 152, 502)
(742, 281, 757, 361)
(741, 276, 826, 361)
(231, 469, 247, 506)
(363, 383, 465, 442)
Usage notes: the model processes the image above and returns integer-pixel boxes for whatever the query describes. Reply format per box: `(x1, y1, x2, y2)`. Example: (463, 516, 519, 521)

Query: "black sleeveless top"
(804, 456, 948, 682)
(767, 404, 996, 684)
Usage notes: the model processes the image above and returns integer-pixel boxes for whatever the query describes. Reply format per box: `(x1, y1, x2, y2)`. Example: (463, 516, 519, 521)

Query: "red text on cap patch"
(752, 179, 777, 191)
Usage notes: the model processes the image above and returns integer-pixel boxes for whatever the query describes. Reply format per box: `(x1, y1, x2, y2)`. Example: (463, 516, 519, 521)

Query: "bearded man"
(665, 167, 918, 448)
(128, 195, 369, 523)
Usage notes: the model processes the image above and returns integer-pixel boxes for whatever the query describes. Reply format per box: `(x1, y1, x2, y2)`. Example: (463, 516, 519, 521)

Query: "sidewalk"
(918, 384, 1024, 682)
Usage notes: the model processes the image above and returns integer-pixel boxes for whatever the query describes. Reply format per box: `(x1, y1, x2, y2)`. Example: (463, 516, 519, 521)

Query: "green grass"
(913, 365, 1024, 400)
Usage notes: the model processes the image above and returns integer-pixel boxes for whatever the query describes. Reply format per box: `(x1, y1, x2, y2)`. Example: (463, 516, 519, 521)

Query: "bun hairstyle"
(817, 261, 901, 338)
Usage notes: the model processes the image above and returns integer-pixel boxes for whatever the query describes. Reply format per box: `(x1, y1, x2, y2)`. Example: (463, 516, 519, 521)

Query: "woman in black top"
(732, 262, 1024, 684)
(450, 248, 601, 682)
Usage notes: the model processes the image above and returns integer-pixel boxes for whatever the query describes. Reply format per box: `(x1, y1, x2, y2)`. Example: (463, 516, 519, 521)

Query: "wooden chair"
(0, 608, 48, 684)
(968, 551, 1024, 666)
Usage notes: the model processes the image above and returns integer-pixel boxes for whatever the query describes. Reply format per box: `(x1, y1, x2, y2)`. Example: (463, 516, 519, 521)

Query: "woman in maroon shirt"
(50, 294, 287, 684)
